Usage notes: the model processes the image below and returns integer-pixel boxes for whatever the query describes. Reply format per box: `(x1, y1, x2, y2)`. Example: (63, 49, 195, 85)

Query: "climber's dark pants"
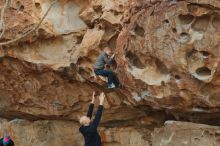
(94, 69, 119, 87)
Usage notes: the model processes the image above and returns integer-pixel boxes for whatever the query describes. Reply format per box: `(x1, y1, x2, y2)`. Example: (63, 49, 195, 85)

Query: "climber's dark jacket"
(79, 104, 103, 146)
(0, 138, 14, 146)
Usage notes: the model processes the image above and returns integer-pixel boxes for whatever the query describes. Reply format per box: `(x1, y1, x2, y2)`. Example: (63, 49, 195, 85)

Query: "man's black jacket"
(79, 104, 103, 146)
(0, 138, 14, 146)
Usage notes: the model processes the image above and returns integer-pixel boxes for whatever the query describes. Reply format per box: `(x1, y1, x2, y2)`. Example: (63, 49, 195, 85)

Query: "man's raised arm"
(104, 53, 114, 65)
(86, 92, 96, 118)
(92, 92, 105, 129)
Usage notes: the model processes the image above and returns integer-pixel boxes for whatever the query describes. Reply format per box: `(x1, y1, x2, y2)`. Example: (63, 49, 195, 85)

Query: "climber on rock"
(0, 134, 14, 146)
(93, 47, 119, 89)
(79, 92, 105, 146)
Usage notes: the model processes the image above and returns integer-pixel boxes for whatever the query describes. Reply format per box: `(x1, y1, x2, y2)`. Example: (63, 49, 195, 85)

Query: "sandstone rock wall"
(152, 121, 220, 146)
(0, 0, 220, 146)
(0, 118, 150, 146)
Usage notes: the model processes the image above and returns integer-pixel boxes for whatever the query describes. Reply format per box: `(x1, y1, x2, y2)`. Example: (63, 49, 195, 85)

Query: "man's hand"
(104, 64, 110, 70)
(111, 54, 115, 59)
(91, 91, 96, 104)
(99, 92, 105, 105)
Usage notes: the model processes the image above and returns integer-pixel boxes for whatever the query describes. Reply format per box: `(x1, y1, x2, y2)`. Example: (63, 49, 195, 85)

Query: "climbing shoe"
(108, 83, 116, 89)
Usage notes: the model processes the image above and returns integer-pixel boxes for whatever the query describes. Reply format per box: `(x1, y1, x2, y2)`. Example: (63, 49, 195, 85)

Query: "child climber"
(93, 47, 119, 89)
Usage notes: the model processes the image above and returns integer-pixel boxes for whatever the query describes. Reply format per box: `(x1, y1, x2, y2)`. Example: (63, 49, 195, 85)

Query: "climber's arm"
(92, 105, 103, 129)
(104, 53, 114, 65)
(86, 92, 96, 118)
(92, 93, 105, 129)
(86, 104, 94, 118)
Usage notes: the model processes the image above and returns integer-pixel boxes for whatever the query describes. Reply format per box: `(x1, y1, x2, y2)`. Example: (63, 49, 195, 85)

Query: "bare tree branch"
(0, 0, 9, 39)
(0, 0, 56, 46)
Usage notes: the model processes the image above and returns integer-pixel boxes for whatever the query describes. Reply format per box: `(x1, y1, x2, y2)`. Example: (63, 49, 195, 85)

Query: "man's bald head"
(79, 116, 91, 126)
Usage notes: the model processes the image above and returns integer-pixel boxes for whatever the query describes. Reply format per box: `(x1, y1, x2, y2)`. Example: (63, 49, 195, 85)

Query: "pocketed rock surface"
(0, 0, 220, 146)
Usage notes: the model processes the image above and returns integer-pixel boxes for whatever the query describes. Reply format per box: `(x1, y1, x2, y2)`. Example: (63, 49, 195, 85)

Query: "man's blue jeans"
(94, 69, 119, 86)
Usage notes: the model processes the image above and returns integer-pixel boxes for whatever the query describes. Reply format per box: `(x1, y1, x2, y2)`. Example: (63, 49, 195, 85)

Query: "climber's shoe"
(108, 83, 116, 89)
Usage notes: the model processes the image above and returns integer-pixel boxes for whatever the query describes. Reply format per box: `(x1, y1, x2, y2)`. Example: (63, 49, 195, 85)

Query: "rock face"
(116, 0, 220, 110)
(152, 121, 220, 146)
(0, 0, 220, 145)
(0, 118, 149, 146)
